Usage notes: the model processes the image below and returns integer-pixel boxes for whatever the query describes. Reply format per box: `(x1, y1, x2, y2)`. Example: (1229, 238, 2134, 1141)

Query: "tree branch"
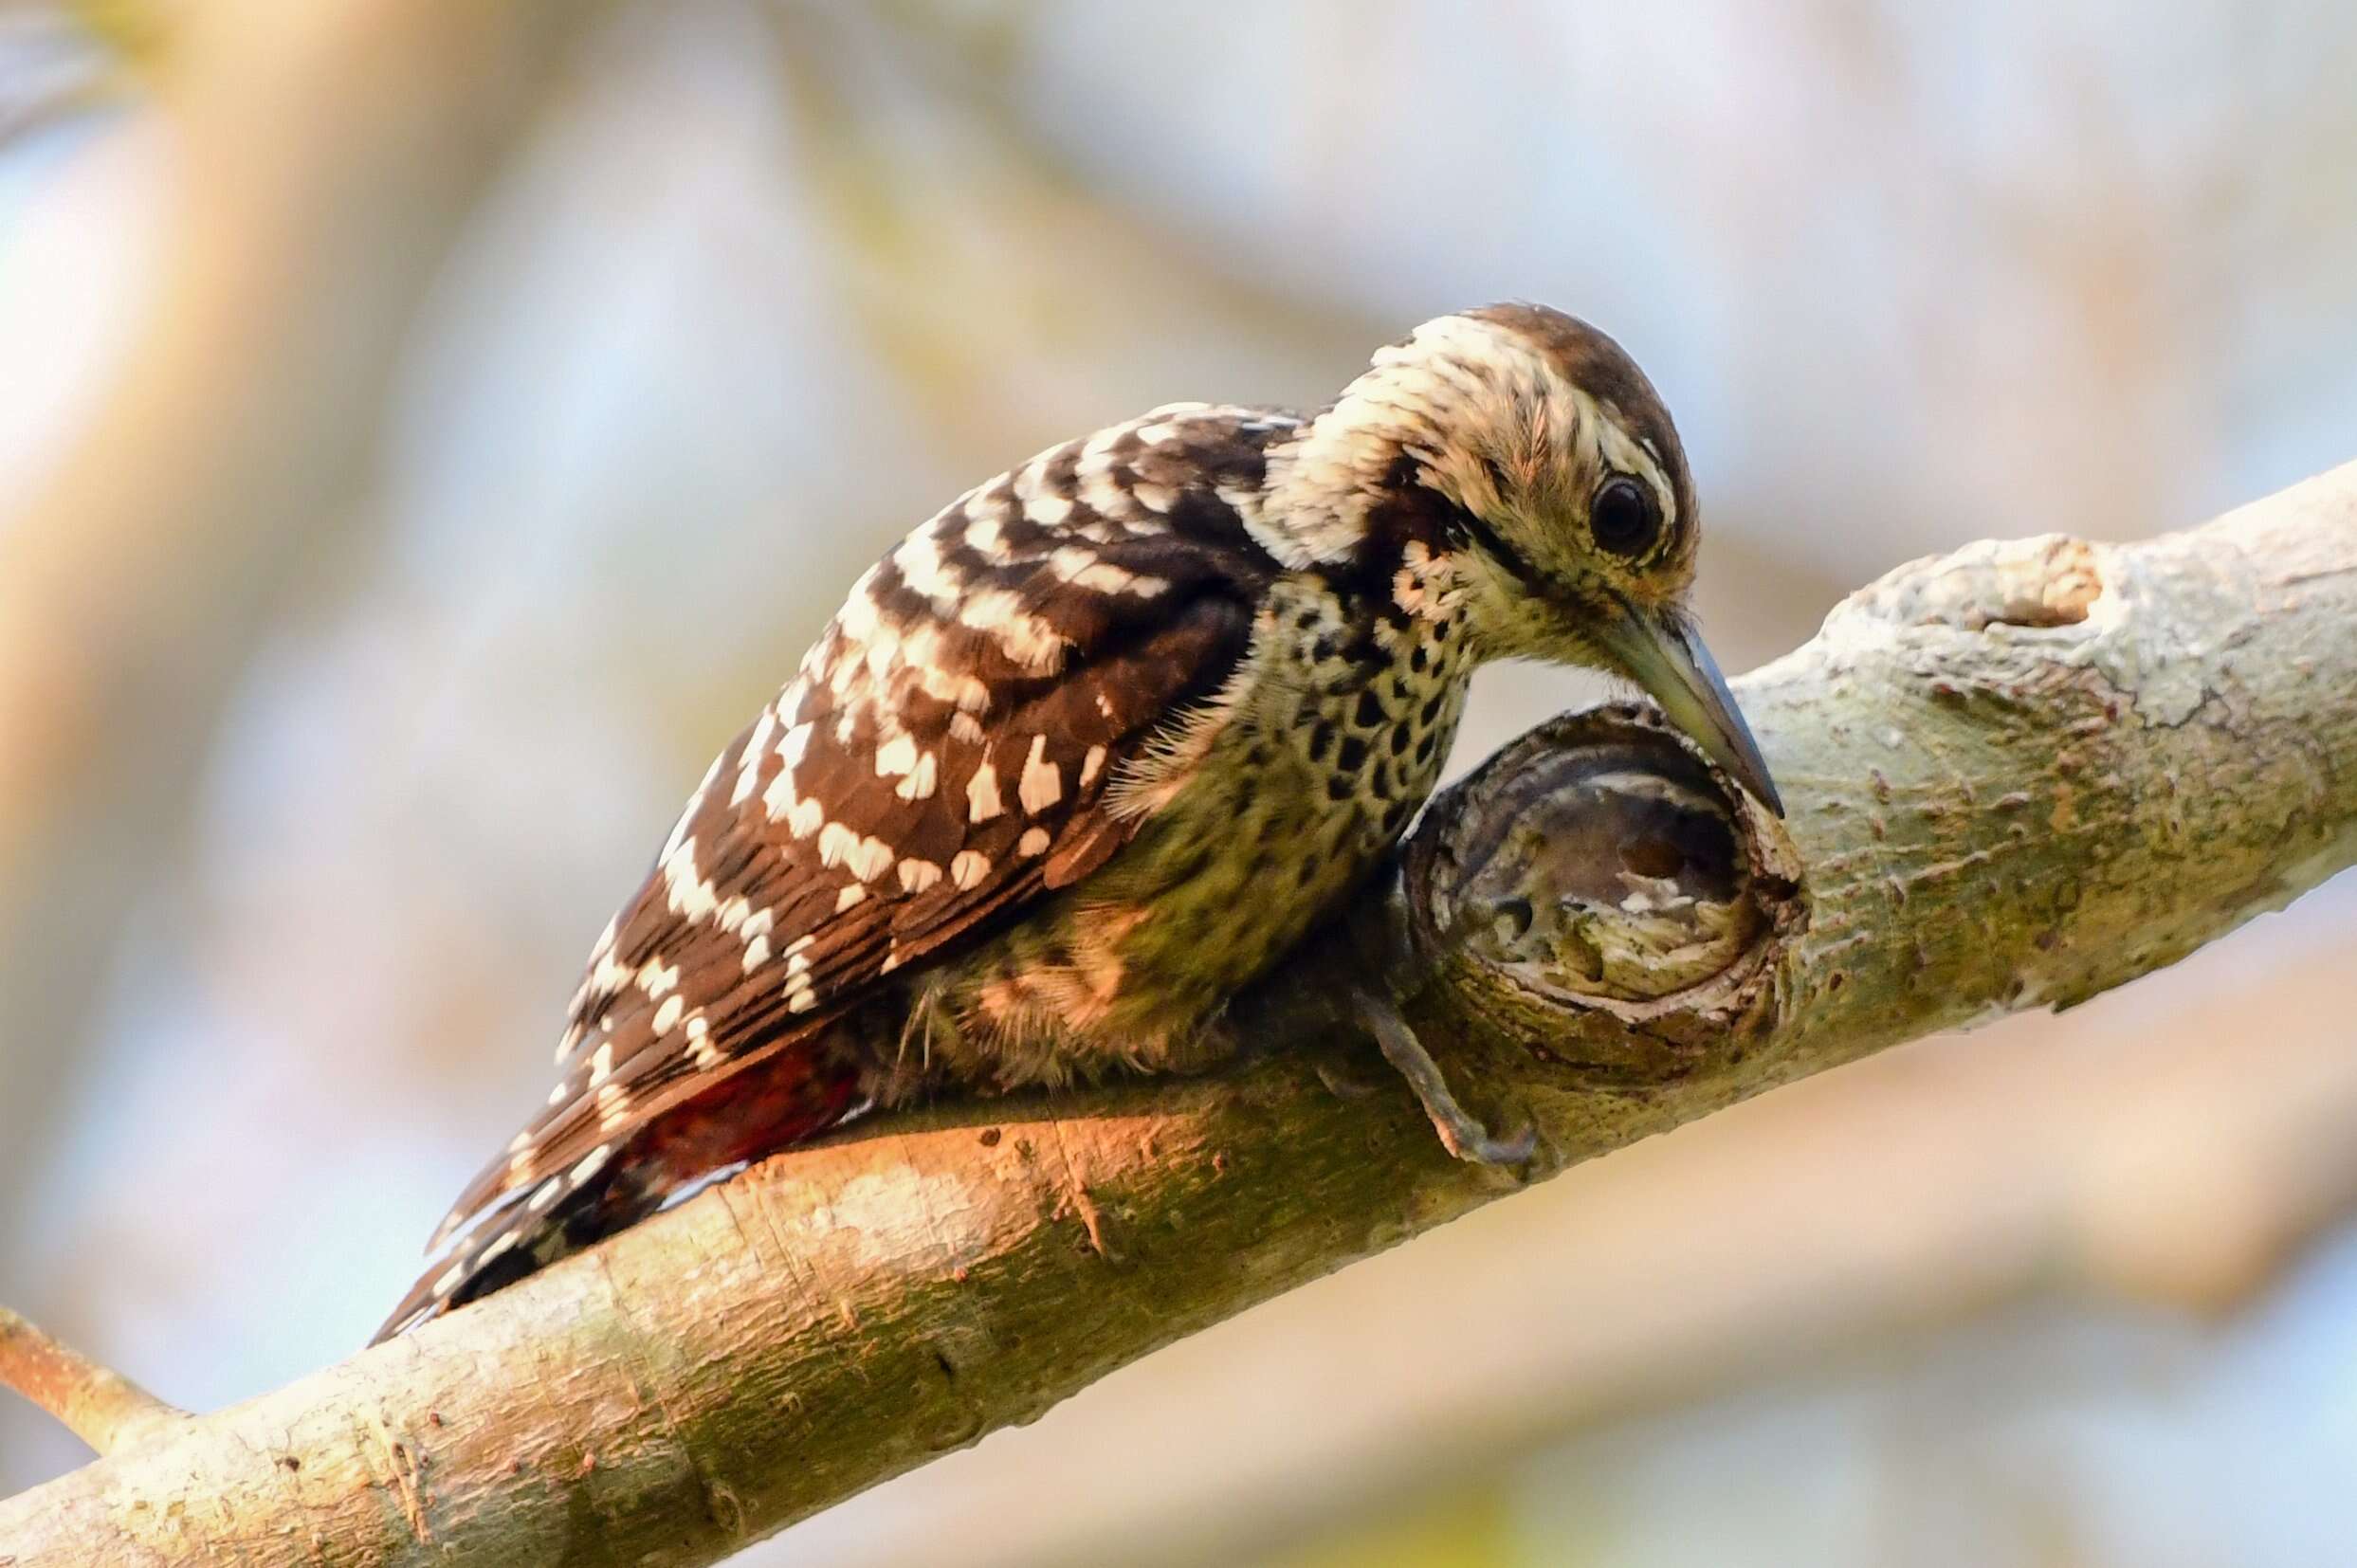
(2, 463, 2352, 1565)
(0, 1310, 185, 1460)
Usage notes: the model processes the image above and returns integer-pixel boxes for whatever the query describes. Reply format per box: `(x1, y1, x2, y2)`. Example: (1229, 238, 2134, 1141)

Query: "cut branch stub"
(1400, 704, 1807, 1084)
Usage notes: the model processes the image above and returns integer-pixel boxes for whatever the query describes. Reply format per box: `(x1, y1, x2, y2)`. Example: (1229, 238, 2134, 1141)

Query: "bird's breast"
(927, 575, 1472, 1082)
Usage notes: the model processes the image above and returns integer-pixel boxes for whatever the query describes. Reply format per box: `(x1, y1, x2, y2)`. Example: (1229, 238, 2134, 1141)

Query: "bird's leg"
(1346, 984, 1534, 1166)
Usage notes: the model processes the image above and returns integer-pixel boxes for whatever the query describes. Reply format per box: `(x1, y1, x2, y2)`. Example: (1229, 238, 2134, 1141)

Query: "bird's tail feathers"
(371, 1148, 658, 1344)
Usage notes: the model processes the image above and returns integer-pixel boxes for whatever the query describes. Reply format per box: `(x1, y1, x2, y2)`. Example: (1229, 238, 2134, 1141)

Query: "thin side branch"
(0, 1309, 185, 1458)
(2, 463, 2353, 1566)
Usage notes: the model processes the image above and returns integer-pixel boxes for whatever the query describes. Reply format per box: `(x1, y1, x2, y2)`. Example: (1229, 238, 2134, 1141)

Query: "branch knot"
(1399, 704, 1807, 1084)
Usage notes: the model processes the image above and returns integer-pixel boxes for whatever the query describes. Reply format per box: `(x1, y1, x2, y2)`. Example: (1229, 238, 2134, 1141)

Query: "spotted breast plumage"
(376, 303, 1782, 1340)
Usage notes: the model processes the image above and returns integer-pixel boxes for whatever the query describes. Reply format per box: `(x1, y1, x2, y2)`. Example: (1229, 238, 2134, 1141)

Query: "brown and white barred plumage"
(377, 304, 1779, 1340)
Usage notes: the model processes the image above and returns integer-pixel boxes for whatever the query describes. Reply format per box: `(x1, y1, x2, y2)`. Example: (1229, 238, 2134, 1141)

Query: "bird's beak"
(1593, 602, 1784, 817)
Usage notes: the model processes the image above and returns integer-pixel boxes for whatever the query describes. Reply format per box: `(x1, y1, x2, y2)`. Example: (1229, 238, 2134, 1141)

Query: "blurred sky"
(2, 3, 2355, 1563)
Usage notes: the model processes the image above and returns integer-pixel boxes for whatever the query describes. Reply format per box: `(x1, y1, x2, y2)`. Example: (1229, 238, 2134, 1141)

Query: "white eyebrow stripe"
(1583, 395, 1677, 521)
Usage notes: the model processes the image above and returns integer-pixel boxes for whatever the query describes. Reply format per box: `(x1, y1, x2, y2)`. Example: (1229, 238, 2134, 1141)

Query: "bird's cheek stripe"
(1451, 507, 1537, 584)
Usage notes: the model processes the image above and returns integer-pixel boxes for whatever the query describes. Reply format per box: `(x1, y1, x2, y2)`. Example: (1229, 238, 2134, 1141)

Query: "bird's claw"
(1437, 1115, 1537, 1167)
(1348, 985, 1534, 1168)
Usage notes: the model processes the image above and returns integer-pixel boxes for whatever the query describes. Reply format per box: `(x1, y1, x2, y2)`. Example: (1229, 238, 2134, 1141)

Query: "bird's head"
(1271, 302, 1782, 816)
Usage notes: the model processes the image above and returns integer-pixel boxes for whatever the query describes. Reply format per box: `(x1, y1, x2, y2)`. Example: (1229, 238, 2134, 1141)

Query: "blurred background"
(3, 2, 2356, 1562)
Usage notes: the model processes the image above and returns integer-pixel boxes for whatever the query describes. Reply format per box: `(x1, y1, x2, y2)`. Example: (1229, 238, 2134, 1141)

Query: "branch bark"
(3, 464, 2353, 1565)
(0, 1310, 185, 1461)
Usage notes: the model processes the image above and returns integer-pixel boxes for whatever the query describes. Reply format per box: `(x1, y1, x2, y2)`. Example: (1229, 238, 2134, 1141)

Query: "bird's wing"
(427, 406, 1291, 1251)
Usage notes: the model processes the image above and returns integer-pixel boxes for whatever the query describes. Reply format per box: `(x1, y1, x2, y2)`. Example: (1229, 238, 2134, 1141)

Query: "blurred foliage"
(61, 0, 166, 65)
(1265, 1484, 1525, 1568)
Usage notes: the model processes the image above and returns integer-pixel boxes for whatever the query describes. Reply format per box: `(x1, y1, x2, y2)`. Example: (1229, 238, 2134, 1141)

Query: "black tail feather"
(371, 1148, 659, 1344)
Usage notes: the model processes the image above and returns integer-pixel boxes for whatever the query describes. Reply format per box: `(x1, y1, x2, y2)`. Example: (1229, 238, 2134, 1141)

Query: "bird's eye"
(1590, 475, 1662, 557)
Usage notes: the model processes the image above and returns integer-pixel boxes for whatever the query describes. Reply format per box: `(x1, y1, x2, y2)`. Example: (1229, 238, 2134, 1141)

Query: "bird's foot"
(1348, 986, 1534, 1166)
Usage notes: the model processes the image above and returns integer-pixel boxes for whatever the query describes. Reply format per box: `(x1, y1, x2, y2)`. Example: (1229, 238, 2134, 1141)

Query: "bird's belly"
(924, 650, 1470, 1087)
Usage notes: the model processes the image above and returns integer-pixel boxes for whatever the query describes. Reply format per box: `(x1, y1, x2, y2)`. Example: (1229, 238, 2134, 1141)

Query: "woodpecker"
(375, 304, 1781, 1340)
